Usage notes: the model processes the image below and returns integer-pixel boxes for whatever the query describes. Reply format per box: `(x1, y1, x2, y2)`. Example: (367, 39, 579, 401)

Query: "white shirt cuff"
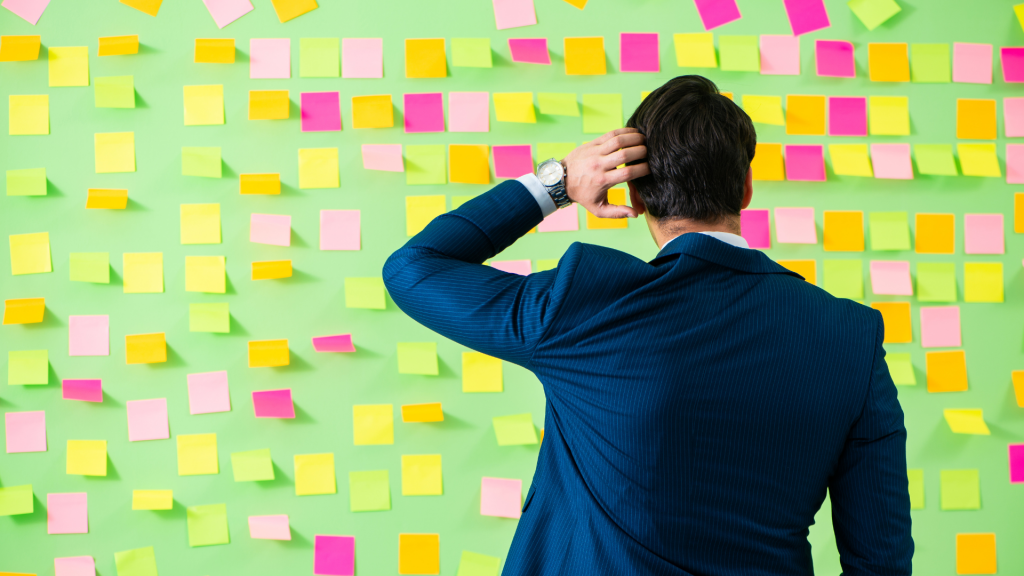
(517, 173, 558, 218)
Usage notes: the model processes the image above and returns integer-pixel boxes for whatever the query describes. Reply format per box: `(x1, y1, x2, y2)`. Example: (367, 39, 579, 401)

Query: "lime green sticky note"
(910, 44, 950, 83)
(940, 469, 979, 510)
(300, 38, 340, 77)
(451, 195, 477, 210)
(718, 35, 759, 72)
(349, 470, 391, 512)
(189, 302, 230, 333)
(115, 546, 158, 576)
(868, 212, 910, 251)
(907, 469, 924, 509)
(8, 350, 48, 385)
(345, 277, 386, 309)
(537, 93, 579, 117)
(187, 503, 229, 547)
(914, 144, 958, 176)
(885, 352, 915, 385)
(535, 259, 558, 272)
(493, 413, 538, 445)
(94, 75, 135, 108)
(823, 260, 863, 300)
(0, 485, 34, 516)
(6, 168, 46, 196)
(231, 449, 274, 482)
(916, 263, 956, 302)
(405, 145, 447, 185)
(581, 93, 623, 134)
(70, 252, 110, 283)
(397, 342, 438, 375)
(182, 147, 222, 178)
(452, 38, 492, 68)
(847, 0, 901, 31)
(536, 143, 577, 164)
(457, 550, 501, 576)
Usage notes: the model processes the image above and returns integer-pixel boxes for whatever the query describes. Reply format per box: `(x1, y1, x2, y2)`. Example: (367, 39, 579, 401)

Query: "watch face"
(537, 160, 563, 186)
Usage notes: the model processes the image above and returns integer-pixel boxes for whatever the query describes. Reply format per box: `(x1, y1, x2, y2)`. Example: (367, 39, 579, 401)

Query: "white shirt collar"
(659, 231, 750, 251)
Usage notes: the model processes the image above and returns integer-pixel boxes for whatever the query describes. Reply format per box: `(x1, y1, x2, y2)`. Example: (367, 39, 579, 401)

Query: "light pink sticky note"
(964, 214, 1004, 254)
(870, 143, 913, 180)
(301, 92, 341, 132)
(774, 207, 817, 244)
(493, 145, 533, 179)
(1010, 444, 1024, 484)
(740, 209, 771, 249)
(5, 410, 46, 453)
(1, 0, 50, 25)
(815, 40, 854, 77)
(69, 315, 109, 357)
(312, 334, 356, 353)
(250, 38, 291, 79)
(492, 0, 536, 30)
(490, 260, 532, 275)
(47, 493, 88, 534)
(620, 33, 659, 73)
(126, 398, 169, 442)
(201, 0, 253, 28)
(481, 477, 522, 518)
(508, 38, 550, 65)
(953, 42, 992, 84)
(784, 145, 826, 181)
(249, 514, 291, 540)
(759, 35, 800, 76)
(54, 556, 96, 576)
(1002, 47, 1024, 83)
(538, 205, 580, 232)
(448, 92, 490, 133)
(320, 210, 360, 251)
(250, 213, 291, 246)
(253, 389, 295, 418)
(1007, 144, 1024, 184)
(693, 0, 741, 30)
(361, 144, 404, 172)
(342, 38, 383, 79)
(920, 306, 961, 348)
(187, 370, 231, 415)
(783, 0, 829, 35)
(1004, 98, 1024, 137)
(314, 535, 355, 576)
(869, 261, 912, 295)
(62, 379, 102, 403)
(828, 97, 867, 136)
(404, 93, 445, 133)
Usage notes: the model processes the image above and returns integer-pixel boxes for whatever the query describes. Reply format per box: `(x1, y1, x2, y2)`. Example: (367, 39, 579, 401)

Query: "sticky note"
(750, 143, 784, 181)
(350, 95, 394, 130)
(48, 46, 89, 87)
(869, 96, 909, 135)
(815, 39, 854, 77)
(620, 32, 658, 72)
(248, 339, 289, 368)
(314, 535, 355, 576)
(456, 551, 501, 576)
(185, 255, 225, 294)
(956, 99, 996, 140)
(956, 533, 997, 575)
(3, 297, 44, 324)
(9, 232, 51, 275)
(231, 448, 274, 481)
(114, 547, 160, 576)
(249, 514, 290, 540)
(123, 252, 163, 293)
(1008, 144, 1024, 184)
(182, 85, 223, 126)
(1010, 443, 1024, 482)
(584, 188, 628, 230)
(1002, 47, 1024, 82)
(67, 440, 106, 476)
(402, 403, 444, 423)
(269, 0, 317, 22)
(319, 209, 359, 251)
(493, 145, 533, 179)
(201, 0, 252, 28)
(187, 503, 229, 547)
(494, 92, 536, 123)
(509, 38, 549, 64)
(85, 188, 127, 209)
(126, 398, 168, 442)
(719, 35, 759, 71)
(452, 37, 492, 68)
(5, 411, 46, 453)
(251, 260, 290, 280)
(916, 262, 956, 302)
(300, 38, 339, 78)
(759, 35, 799, 75)
(493, 0, 536, 30)
(582, 93, 622, 134)
(920, 306, 961, 348)
(189, 303, 229, 334)
(1017, 194, 1024, 233)
(125, 333, 166, 365)
(783, 0, 829, 35)
(345, 277, 386, 309)
(62, 379, 102, 402)
(301, 92, 341, 132)
(462, 352, 503, 392)
(6, 167, 46, 196)
(870, 143, 913, 180)
(914, 144, 957, 176)
(120, 0, 162, 16)
(824, 97, 867, 137)
(848, 0, 900, 30)
(0, 485, 34, 515)
(964, 214, 1003, 255)
(248, 90, 289, 120)
(739, 209, 771, 249)
(941, 469, 980, 509)
(7, 97, 47, 133)
(870, 261, 912, 296)
(47, 493, 87, 534)
(95, 75, 134, 108)
(868, 43, 909, 81)
(68, 315, 109, 356)
(673, 33, 716, 67)
(785, 145, 825, 181)
(405, 38, 446, 78)
(822, 260, 863, 299)
(55, 556, 96, 576)
(353, 404, 393, 445)
(312, 334, 355, 353)
(915, 214, 954, 254)
(490, 260, 532, 275)
(342, 37, 384, 78)
(786, 95, 825, 135)
(944, 409, 989, 435)
(778, 261, 816, 283)
(94, 133, 136, 175)
(362, 144, 404, 172)
(132, 490, 173, 511)
(406, 195, 446, 235)
(250, 213, 291, 246)
(479, 477, 522, 520)
(8, 350, 47, 385)
(693, 0, 740, 30)
(397, 342, 438, 375)
(564, 36, 605, 75)
(404, 93, 445, 134)
(0, 35, 40, 61)
(907, 469, 924, 508)
(742, 96, 785, 126)
(450, 145, 491, 185)
(182, 147, 222, 178)
(829, 144, 873, 177)
(295, 453, 336, 495)
(872, 302, 911, 344)
(953, 42, 992, 84)
(349, 470, 390, 512)
(449, 92, 490, 132)
(775, 207, 817, 244)
(401, 455, 442, 495)
(250, 38, 290, 79)
(493, 413, 538, 445)
(910, 43, 950, 82)
(958, 143, 1001, 177)
(177, 433, 218, 476)
(195, 38, 235, 63)
(187, 372, 231, 415)
(298, 148, 339, 189)
(964, 262, 1003, 303)
(927, 350, 968, 392)
(180, 204, 221, 245)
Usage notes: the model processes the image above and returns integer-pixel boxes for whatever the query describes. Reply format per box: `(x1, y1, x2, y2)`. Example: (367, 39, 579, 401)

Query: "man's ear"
(627, 181, 646, 215)
(740, 168, 753, 210)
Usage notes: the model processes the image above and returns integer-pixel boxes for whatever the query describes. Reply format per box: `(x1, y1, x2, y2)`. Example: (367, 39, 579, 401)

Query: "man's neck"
(651, 216, 742, 250)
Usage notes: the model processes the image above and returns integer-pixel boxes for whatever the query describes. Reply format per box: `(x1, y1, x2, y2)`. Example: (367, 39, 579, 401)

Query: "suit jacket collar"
(649, 232, 803, 279)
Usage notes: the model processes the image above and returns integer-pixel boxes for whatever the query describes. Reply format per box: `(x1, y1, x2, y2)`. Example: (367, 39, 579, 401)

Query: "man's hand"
(562, 128, 650, 219)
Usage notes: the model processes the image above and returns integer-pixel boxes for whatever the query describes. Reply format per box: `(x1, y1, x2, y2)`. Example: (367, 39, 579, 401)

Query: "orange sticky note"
(786, 95, 826, 136)
(956, 99, 997, 140)
(125, 333, 167, 364)
(586, 188, 629, 229)
(249, 90, 290, 120)
(956, 533, 996, 575)
(871, 302, 912, 344)
(401, 403, 444, 423)
(751, 143, 785, 181)
(399, 533, 440, 575)
(252, 260, 292, 280)
(0, 36, 41, 61)
(823, 211, 864, 252)
(240, 174, 280, 195)
(926, 350, 968, 393)
(270, 0, 318, 22)
(98, 35, 139, 56)
(3, 298, 45, 325)
(915, 213, 955, 254)
(564, 37, 606, 75)
(352, 95, 394, 129)
(1012, 371, 1024, 407)
(868, 43, 909, 82)
(405, 39, 446, 78)
(449, 144, 490, 185)
(777, 260, 816, 284)
(120, 0, 162, 16)
(1015, 193, 1024, 233)
(195, 39, 235, 64)
(249, 339, 289, 368)
(86, 188, 128, 209)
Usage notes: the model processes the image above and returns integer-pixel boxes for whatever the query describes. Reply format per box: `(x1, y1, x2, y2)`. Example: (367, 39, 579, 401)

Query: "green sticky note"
(581, 93, 623, 134)
(115, 546, 158, 576)
(349, 470, 391, 512)
(6, 168, 46, 196)
(884, 352, 916, 385)
(70, 252, 110, 283)
(405, 144, 447, 185)
(300, 38, 340, 77)
(457, 550, 501, 576)
(907, 469, 924, 509)
(535, 259, 558, 272)
(186, 503, 229, 546)
(397, 342, 438, 375)
(452, 38, 492, 68)
(823, 260, 863, 300)
(189, 302, 230, 333)
(451, 195, 477, 210)
(536, 143, 577, 164)
(537, 93, 579, 117)
(910, 44, 950, 83)
(94, 75, 135, 108)
(847, 0, 901, 31)
(718, 35, 759, 72)
(345, 277, 386, 309)
(916, 263, 957, 302)
(0, 484, 33, 516)
(8, 350, 48, 385)
(492, 413, 538, 446)
(914, 144, 958, 176)
(231, 449, 274, 482)
(182, 146, 222, 178)
(868, 212, 910, 251)
(940, 469, 979, 510)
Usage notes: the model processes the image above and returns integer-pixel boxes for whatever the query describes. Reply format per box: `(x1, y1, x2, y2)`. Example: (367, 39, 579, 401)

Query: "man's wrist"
(517, 173, 558, 217)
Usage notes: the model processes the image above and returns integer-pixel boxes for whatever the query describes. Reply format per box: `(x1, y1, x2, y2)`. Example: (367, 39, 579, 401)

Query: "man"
(383, 75, 913, 575)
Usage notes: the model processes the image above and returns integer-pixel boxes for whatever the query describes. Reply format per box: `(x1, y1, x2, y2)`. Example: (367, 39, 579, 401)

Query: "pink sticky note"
(320, 210, 360, 251)
(491, 260, 532, 275)
(253, 389, 295, 418)
(448, 92, 490, 133)
(815, 40, 855, 78)
(783, 0, 830, 35)
(481, 477, 522, 518)
(126, 398, 169, 441)
(201, 0, 253, 28)
(870, 143, 913, 180)
(62, 379, 103, 403)
(54, 556, 96, 576)
(828, 97, 867, 136)
(1007, 144, 1024, 184)
(620, 33, 659, 73)
(508, 38, 550, 65)
(492, 0, 536, 30)
(312, 334, 356, 353)
(250, 38, 291, 79)
(250, 213, 291, 246)
(69, 315, 109, 357)
(869, 261, 912, 295)
(314, 535, 355, 576)
(47, 493, 88, 534)
(361, 144, 404, 172)
(1002, 48, 1024, 83)
(774, 207, 817, 244)
(538, 205, 580, 232)
(5, 410, 46, 453)
(342, 38, 383, 79)
(249, 514, 291, 540)
(301, 92, 341, 132)
(920, 306, 961, 348)
(404, 93, 445, 133)
(964, 214, 1004, 254)
(187, 371, 231, 415)
(693, 0, 741, 30)
(493, 145, 534, 179)
(740, 209, 771, 249)
(759, 35, 800, 76)
(953, 42, 992, 84)
(1010, 444, 1024, 484)
(784, 145, 826, 182)
(1004, 98, 1024, 137)
(1, 0, 50, 25)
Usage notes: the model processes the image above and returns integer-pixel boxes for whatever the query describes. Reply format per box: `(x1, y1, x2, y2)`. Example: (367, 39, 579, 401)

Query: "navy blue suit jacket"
(383, 180, 913, 576)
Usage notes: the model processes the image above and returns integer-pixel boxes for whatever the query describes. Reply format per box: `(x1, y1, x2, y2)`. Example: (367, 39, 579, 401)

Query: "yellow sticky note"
(183, 85, 224, 126)
(926, 350, 968, 393)
(964, 262, 1003, 303)
(871, 302, 912, 343)
(8, 95, 48, 135)
(10, 232, 51, 275)
(402, 403, 444, 423)
(829, 144, 873, 177)
(823, 211, 864, 252)
(493, 92, 536, 123)
(299, 148, 340, 189)
(958, 143, 1001, 177)
(120, 0, 163, 17)
(125, 333, 167, 364)
(252, 260, 292, 280)
(406, 195, 447, 236)
(586, 188, 629, 229)
(399, 533, 440, 575)
(352, 95, 394, 128)
(405, 38, 446, 78)
(177, 434, 218, 476)
(67, 440, 107, 476)
(353, 404, 394, 445)
(270, 0, 318, 23)
(751, 143, 785, 181)
(777, 260, 817, 285)
(462, 352, 502, 392)
(99, 35, 139, 56)
(944, 409, 990, 435)
(1016, 193, 1024, 234)
(294, 453, 336, 496)
(401, 454, 442, 495)
(869, 96, 910, 135)
(564, 36, 606, 75)
(742, 95, 784, 126)
(0, 36, 41, 61)
(95, 132, 136, 173)
(786, 95, 826, 136)
(249, 339, 289, 368)
(915, 214, 954, 254)
(249, 90, 289, 120)
(123, 252, 163, 293)
(3, 298, 45, 325)
(1014, 370, 1024, 407)
(180, 204, 221, 244)
(673, 33, 716, 67)
(449, 145, 490, 185)
(132, 490, 172, 510)
(956, 533, 997, 575)
(86, 188, 128, 209)
(185, 256, 226, 294)
(956, 99, 996, 140)
(48, 46, 89, 87)
(868, 42, 909, 82)
(195, 38, 235, 63)
(240, 173, 280, 195)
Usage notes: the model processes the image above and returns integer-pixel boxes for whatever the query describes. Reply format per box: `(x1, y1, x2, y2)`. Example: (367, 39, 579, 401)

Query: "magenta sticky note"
(953, 42, 992, 84)
(509, 38, 550, 64)
(201, 0, 253, 28)
(54, 556, 96, 576)
(538, 206, 580, 232)
(740, 209, 771, 249)
(620, 33, 659, 73)
(492, 0, 536, 30)
(69, 315, 109, 357)
(870, 144, 913, 180)
(301, 92, 341, 132)
(47, 493, 87, 535)
(126, 398, 169, 442)
(774, 207, 817, 244)
(320, 210, 360, 251)
(493, 145, 533, 179)
(815, 40, 855, 78)
(253, 389, 295, 418)
(828, 97, 867, 136)
(361, 144, 404, 172)
(783, 0, 830, 35)
(404, 93, 445, 133)
(314, 535, 355, 576)
(312, 334, 356, 353)
(784, 145, 826, 182)
(1004, 98, 1024, 137)
(693, 0, 741, 31)
(920, 306, 961, 348)
(869, 261, 912, 296)
(62, 379, 102, 403)
(249, 514, 291, 540)
(759, 35, 800, 76)
(964, 214, 1004, 254)
(480, 477, 522, 518)
(250, 38, 291, 79)
(448, 92, 490, 133)
(1002, 48, 1024, 83)
(5, 410, 46, 453)
(187, 370, 231, 415)
(1, 0, 50, 25)
(1010, 444, 1024, 484)
(342, 38, 383, 79)
(1007, 144, 1024, 184)
(250, 213, 291, 246)
(490, 260, 532, 275)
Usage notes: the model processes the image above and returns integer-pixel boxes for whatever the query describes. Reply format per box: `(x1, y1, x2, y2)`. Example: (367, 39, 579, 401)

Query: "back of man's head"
(626, 75, 756, 226)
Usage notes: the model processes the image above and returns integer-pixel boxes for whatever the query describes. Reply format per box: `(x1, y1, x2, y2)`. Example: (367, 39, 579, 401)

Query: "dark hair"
(626, 75, 756, 225)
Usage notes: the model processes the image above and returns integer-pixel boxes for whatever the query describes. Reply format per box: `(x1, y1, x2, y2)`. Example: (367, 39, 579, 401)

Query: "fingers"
(592, 127, 639, 146)
(602, 145, 647, 170)
(602, 163, 651, 187)
(588, 201, 639, 219)
(598, 132, 645, 155)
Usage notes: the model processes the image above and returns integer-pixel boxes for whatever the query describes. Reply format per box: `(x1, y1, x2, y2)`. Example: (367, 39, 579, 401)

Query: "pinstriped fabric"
(383, 181, 914, 576)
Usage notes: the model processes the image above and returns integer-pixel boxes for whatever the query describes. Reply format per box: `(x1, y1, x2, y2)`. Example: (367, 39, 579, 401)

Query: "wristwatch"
(536, 158, 572, 209)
